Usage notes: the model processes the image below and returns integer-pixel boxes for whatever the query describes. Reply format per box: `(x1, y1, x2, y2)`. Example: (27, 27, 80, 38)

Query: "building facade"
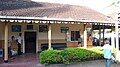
(0, 0, 117, 62)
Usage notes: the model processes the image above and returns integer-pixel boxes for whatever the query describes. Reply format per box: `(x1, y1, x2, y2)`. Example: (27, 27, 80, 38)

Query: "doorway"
(24, 31, 36, 53)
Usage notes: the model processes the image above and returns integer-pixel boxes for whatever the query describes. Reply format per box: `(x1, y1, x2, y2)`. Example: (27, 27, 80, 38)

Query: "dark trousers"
(18, 43, 21, 55)
(93, 42, 97, 46)
(8, 47, 12, 57)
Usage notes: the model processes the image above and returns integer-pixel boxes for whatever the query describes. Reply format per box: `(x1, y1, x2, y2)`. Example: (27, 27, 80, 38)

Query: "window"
(61, 27, 69, 33)
(27, 25, 33, 30)
(39, 25, 48, 32)
(71, 31, 80, 41)
(12, 25, 21, 32)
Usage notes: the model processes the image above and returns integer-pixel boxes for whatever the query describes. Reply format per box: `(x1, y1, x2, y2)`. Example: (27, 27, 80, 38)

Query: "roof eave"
(0, 16, 115, 24)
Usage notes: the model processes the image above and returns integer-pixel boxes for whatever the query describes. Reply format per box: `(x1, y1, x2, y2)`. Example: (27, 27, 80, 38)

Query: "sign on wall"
(11, 25, 21, 32)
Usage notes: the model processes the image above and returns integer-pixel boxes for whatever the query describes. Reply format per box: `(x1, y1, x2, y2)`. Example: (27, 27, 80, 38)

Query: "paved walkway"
(0, 53, 120, 67)
(47, 60, 120, 67)
(0, 53, 44, 67)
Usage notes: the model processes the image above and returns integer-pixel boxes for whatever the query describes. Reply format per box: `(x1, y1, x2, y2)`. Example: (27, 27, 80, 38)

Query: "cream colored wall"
(51, 23, 84, 40)
(9, 23, 23, 40)
(0, 22, 4, 48)
(2, 22, 85, 41)
(0, 22, 92, 50)
(0, 22, 5, 40)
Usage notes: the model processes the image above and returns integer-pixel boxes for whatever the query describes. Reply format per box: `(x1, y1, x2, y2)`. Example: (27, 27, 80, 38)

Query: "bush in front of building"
(39, 47, 104, 65)
(39, 49, 62, 65)
(60, 48, 104, 64)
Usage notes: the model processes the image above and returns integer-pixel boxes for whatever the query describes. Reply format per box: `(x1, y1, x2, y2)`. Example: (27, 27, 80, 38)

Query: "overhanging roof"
(0, 16, 115, 25)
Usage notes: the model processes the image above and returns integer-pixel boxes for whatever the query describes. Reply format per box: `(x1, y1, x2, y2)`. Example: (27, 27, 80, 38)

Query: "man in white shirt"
(17, 33, 22, 55)
(101, 40, 115, 67)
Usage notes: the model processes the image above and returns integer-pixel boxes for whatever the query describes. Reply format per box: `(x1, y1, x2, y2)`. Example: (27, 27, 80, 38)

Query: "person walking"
(101, 40, 115, 67)
(16, 33, 22, 55)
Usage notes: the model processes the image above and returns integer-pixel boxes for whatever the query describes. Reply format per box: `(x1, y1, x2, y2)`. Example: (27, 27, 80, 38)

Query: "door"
(24, 31, 36, 53)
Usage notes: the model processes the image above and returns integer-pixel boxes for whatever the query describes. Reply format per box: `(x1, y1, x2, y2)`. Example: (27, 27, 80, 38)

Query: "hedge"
(39, 47, 105, 65)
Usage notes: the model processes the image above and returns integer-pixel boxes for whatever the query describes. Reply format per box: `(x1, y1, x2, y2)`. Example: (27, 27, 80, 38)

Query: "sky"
(31, 0, 119, 15)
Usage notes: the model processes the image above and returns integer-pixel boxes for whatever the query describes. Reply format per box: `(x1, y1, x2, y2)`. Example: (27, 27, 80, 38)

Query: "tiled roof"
(0, 0, 111, 21)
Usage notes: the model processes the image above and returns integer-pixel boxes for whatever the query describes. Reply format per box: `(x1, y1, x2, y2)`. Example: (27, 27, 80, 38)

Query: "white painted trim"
(23, 30, 38, 53)
(0, 16, 115, 24)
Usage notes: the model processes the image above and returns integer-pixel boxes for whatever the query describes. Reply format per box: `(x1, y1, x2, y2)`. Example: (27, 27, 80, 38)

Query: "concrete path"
(46, 60, 120, 67)
(0, 53, 120, 67)
(0, 53, 44, 67)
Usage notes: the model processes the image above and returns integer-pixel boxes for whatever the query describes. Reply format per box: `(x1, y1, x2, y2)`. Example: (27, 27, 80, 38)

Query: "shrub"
(39, 49, 62, 65)
(39, 47, 105, 65)
(60, 47, 104, 64)
(60, 48, 80, 64)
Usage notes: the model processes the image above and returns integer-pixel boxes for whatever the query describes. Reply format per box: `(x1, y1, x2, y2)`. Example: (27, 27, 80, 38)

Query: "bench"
(41, 43, 67, 51)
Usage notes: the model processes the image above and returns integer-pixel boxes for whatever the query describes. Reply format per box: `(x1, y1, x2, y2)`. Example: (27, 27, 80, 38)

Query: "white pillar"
(115, 21, 120, 61)
(4, 22, 9, 63)
(23, 32, 25, 53)
(48, 23, 52, 49)
(84, 24, 87, 48)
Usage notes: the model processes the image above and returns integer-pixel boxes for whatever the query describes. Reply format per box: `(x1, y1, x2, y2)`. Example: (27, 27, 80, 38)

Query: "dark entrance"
(24, 31, 36, 53)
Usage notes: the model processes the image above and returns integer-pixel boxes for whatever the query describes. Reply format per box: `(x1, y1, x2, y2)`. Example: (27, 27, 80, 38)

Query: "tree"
(106, 0, 120, 7)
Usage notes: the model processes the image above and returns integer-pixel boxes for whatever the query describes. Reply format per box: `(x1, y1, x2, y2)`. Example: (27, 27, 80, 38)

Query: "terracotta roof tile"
(0, 0, 111, 21)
